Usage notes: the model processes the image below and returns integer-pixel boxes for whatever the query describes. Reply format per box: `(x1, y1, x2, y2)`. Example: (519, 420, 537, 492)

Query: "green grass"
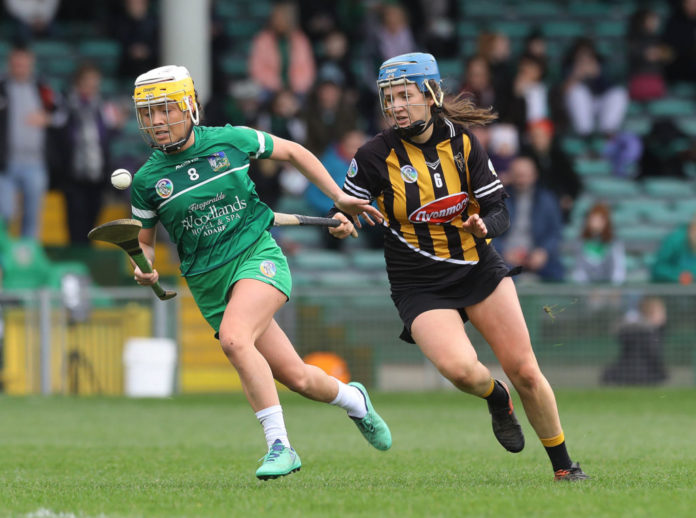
(1, 389, 694, 517)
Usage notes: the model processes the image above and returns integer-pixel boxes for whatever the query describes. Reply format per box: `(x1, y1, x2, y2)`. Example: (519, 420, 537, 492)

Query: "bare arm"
(269, 135, 383, 228)
(132, 226, 159, 285)
(138, 227, 157, 262)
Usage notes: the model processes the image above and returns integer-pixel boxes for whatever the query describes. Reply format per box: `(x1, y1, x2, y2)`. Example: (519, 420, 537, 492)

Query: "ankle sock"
(330, 378, 367, 418)
(255, 405, 290, 449)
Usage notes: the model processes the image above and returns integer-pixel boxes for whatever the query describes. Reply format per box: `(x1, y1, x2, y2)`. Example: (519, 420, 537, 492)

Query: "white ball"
(111, 168, 132, 190)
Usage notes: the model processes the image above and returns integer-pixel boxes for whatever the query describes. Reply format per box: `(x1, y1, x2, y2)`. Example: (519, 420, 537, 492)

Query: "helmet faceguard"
(133, 65, 200, 153)
(377, 53, 444, 139)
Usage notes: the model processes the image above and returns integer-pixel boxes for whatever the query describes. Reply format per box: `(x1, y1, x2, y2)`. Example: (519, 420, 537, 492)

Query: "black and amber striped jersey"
(342, 118, 506, 290)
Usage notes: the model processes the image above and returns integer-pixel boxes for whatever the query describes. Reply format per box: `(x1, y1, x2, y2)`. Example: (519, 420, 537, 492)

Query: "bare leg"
(218, 279, 287, 412)
(466, 277, 562, 439)
(256, 316, 390, 451)
(255, 318, 339, 403)
(411, 309, 493, 396)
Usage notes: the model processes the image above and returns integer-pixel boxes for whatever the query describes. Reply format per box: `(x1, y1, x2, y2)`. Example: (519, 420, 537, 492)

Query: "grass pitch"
(1, 388, 694, 518)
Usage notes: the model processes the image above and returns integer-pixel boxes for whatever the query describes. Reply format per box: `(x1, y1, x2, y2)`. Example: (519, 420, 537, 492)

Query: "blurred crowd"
(1, 0, 696, 289)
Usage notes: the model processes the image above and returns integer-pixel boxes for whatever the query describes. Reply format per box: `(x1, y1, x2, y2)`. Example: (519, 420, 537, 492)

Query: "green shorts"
(184, 230, 292, 333)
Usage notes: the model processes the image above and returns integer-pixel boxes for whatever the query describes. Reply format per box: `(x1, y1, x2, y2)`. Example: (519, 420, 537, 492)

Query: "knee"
(507, 360, 543, 393)
(218, 329, 251, 363)
(438, 360, 480, 391)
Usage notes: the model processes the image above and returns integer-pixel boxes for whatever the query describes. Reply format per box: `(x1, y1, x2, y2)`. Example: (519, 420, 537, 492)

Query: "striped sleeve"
(342, 142, 383, 200)
(467, 132, 505, 207)
(343, 160, 372, 201)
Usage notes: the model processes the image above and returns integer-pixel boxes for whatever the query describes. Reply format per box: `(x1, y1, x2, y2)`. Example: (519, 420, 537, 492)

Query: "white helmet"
(133, 65, 200, 152)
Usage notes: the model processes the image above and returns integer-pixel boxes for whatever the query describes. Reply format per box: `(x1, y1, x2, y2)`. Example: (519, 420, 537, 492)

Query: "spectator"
(627, 7, 671, 101)
(497, 53, 548, 135)
(302, 63, 357, 157)
(475, 31, 514, 99)
(4, 0, 60, 40)
(486, 123, 519, 183)
(602, 296, 668, 385)
(520, 118, 581, 223)
(317, 29, 356, 94)
(522, 29, 571, 133)
(360, 1, 418, 90)
(204, 79, 263, 128)
(514, 53, 549, 125)
(651, 213, 696, 284)
(638, 118, 695, 179)
(112, 0, 159, 80)
(561, 37, 629, 137)
(305, 129, 381, 250)
(305, 130, 366, 218)
(372, 2, 418, 65)
(318, 25, 381, 134)
(662, 0, 696, 84)
(256, 89, 306, 146)
(460, 55, 496, 109)
(522, 28, 548, 65)
(248, 0, 316, 101)
(54, 63, 124, 244)
(0, 43, 58, 238)
(570, 202, 626, 285)
(495, 156, 564, 282)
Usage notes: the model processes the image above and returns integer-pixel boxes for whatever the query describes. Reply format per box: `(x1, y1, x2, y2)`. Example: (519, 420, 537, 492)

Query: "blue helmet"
(377, 53, 443, 138)
(377, 52, 441, 93)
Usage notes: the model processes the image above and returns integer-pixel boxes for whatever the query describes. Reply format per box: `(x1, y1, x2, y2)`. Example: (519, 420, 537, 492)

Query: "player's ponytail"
(428, 80, 498, 127)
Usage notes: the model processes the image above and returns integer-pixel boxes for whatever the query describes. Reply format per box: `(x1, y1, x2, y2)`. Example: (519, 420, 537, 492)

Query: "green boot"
(349, 381, 392, 451)
(255, 439, 302, 480)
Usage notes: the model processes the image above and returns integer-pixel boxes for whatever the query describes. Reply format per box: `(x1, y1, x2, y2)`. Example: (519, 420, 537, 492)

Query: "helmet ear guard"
(424, 80, 444, 110)
(377, 53, 443, 138)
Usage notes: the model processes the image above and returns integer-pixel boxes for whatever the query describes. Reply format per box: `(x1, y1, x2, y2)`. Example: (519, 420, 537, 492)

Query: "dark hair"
(10, 39, 32, 54)
(563, 37, 603, 69)
(428, 79, 498, 127)
(518, 52, 547, 80)
(524, 28, 544, 45)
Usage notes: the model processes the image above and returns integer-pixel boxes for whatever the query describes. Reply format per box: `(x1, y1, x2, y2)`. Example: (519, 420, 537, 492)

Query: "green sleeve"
(130, 167, 159, 229)
(223, 124, 274, 159)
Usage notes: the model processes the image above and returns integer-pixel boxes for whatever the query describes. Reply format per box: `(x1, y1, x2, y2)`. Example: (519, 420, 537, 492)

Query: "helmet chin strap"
(394, 117, 432, 139)
(160, 121, 194, 153)
(160, 98, 198, 153)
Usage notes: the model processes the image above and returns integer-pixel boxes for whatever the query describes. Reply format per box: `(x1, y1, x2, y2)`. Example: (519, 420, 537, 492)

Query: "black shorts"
(391, 245, 519, 344)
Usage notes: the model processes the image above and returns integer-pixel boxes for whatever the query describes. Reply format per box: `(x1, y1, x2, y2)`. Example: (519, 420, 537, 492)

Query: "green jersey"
(130, 124, 275, 276)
